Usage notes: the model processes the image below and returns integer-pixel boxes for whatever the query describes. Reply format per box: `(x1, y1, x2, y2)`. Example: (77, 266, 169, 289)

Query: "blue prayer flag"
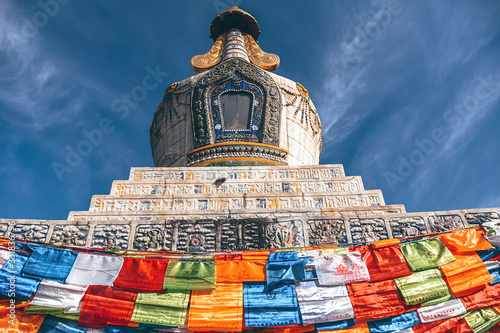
(21, 246, 78, 283)
(368, 311, 420, 333)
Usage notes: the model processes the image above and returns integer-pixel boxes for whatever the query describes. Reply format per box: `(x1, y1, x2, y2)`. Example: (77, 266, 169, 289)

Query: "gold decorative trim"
(191, 33, 227, 73)
(186, 142, 288, 156)
(190, 157, 286, 167)
(243, 33, 280, 72)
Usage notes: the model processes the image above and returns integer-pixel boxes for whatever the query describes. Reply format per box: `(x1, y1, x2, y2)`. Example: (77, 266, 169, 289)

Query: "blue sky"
(0, 0, 499, 220)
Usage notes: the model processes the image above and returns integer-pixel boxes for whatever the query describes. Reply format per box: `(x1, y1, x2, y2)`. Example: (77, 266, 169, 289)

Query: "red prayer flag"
(348, 280, 406, 320)
(412, 317, 460, 333)
(79, 285, 137, 328)
(461, 283, 500, 311)
(113, 257, 169, 293)
(352, 244, 412, 282)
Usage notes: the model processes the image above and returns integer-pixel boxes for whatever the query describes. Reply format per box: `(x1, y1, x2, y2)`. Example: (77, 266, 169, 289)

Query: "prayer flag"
(37, 316, 87, 333)
(416, 299, 466, 323)
(440, 228, 493, 253)
(65, 253, 124, 286)
(163, 260, 216, 290)
(461, 283, 500, 311)
(0, 312, 44, 332)
(314, 252, 370, 285)
(412, 317, 460, 333)
(266, 252, 310, 289)
(79, 286, 137, 328)
(353, 243, 412, 282)
(295, 280, 353, 324)
(464, 307, 500, 333)
(367, 311, 420, 333)
(215, 254, 266, 283)
(130, 290, 189, 327)
(21, 246, 78, 283)
(0, 253, 40, 301)
(400, 238, 455, 271)
(244, 282, 301, 327)
(315, 319, 355, 331)
(30, 280, 87, 310)
(348, 280, 406, 320)
(114, 257, 169, 292)
(394, 269, 452, 306)
(439, 250, 493, 297)
(188, 283, 243, 332)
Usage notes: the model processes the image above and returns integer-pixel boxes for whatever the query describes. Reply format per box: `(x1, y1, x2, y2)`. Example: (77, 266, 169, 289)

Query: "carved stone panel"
(349, 218, 388, 243)
(133, 224, 173, 251)
(428, 215, 464, 233)
(220, 220, 262, 251)
(177, 222, 217, 252)
(307, 219, 347, 245)
(465, 212, 500, 225)
(10, 224, 49, 242)
(0, 224, 8, 237)
(389, 216, 427, 239)
(264, 221, 304, 248)
(91, 225, 130, 250)
(50, 225, 89, 246)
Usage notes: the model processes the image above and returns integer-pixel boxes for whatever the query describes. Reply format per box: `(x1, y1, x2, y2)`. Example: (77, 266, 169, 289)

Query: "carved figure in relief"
(428, 215, 464, 233)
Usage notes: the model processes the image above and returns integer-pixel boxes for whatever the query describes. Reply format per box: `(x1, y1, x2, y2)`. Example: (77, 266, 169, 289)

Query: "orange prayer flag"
(440, 250, 494, 297)
(440, 228, 493, 253)
(274, 324, 315, 333)
(188, 283, 243, 332)
(216, 256, 266, 283)
(0, 312, 44, 333)
(372, 238, 401, 248)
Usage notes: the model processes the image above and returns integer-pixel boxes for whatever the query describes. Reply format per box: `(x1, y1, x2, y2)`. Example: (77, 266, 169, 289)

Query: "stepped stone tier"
(2, 6, 499, 252)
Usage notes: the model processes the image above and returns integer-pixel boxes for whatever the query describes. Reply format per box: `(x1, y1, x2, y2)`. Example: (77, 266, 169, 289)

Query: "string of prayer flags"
(163, 260, 216, 291)
(130, 290, 189, 327)
(65, 253, 124, 286)
(367, 311, 421, 333)
(461, 283, 500, 311)
(416, 299, 467, 323)
(21, 246, 78, 283)
(353, 243, 412, 282)
(266, 252, 310, 290)
(114, 257, 169, 293)
(30, 280, 87, 310)
(394, 269, 452, 306)
(0, 253, 41, 301)
(215, 253, 266, 283)
(348, 280, 406, 320)
(400, 238, 455, 271)
(79, 286, 138, 328)
(188, 283, 243, 332)
(314, 251, 370, 285)
(464, 307, 500, 333)
(295, 280, 353, 325)
(243, 282, 301, 327)
(439, 250, 493, 297)
(439, 228, 493, 253)
(0, 312, 44, 333)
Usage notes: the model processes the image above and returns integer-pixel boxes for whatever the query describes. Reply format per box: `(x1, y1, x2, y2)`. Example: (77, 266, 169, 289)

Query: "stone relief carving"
(9, 224, 48, 242)
(465, 212, 500, 225)
(307, 219, 347, 245)
(389, 216, 427, 239)
(91, 224, 130, 250)
(177, 222, 217, 252)
(133, 224, 173, 251)
(50, 225, 89, 246)
(264, 221, 304, 248)
(428, 215, 464, 233)
(220, 220, 262, 251)
(350, 218, 388, 243)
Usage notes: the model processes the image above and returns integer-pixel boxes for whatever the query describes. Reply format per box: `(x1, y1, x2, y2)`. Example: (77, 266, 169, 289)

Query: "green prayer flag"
(130, 291, 190, 327)
(400, 238, 455, 271)
(465, 307, 500, 333)
(394, 268, 452, 306)
(25, 305, 80, 321)
(163, 260, 216, 290)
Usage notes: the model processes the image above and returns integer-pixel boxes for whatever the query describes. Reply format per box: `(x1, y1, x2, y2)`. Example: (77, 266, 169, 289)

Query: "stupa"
(1, 6, 498, 252)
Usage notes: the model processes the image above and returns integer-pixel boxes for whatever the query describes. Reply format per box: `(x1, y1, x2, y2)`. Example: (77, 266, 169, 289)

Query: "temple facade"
(1, 6, 498, 251)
